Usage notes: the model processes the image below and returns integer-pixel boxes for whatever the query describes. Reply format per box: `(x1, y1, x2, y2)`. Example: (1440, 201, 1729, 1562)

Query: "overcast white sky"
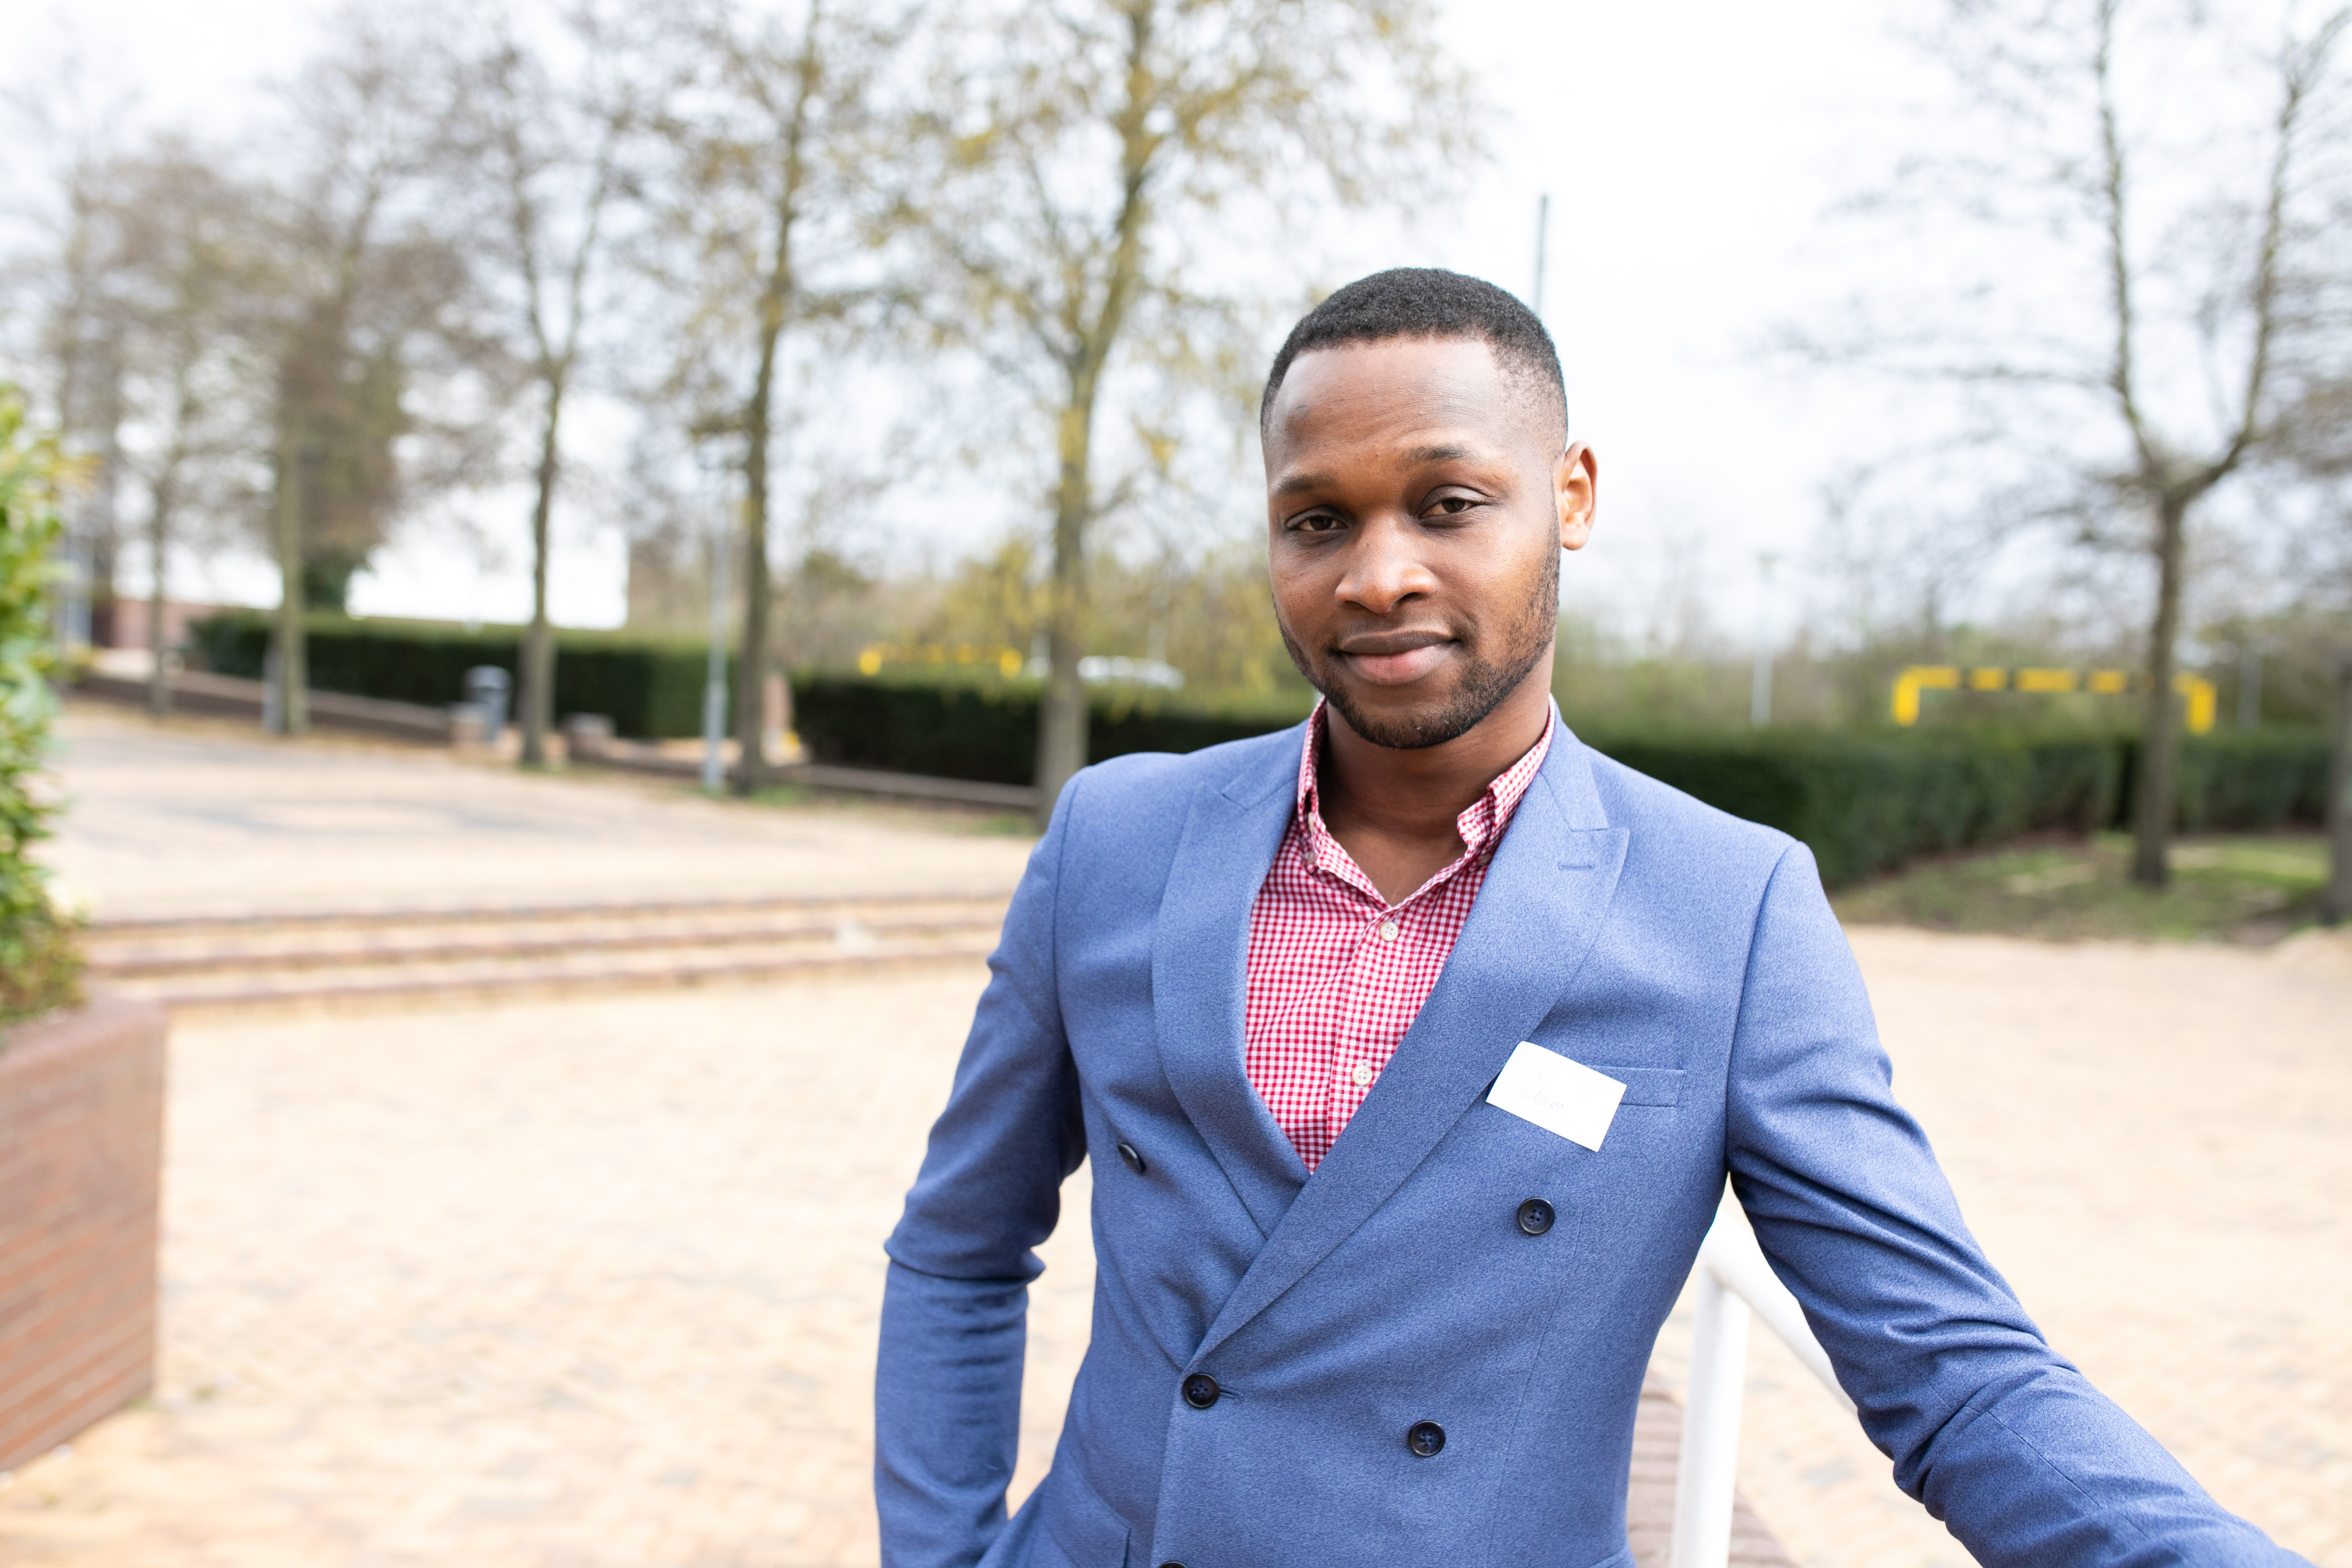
(18, 0, 1930, 646)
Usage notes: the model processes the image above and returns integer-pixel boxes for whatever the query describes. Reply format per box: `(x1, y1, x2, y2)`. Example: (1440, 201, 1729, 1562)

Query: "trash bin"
(463, 666, 512, 743)
(561, 713, 615, 762)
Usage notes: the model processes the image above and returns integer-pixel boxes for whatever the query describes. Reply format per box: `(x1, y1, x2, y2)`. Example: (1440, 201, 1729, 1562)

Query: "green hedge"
(2125, 729, 2334, 833)
(188, 612, 719, 739)
(791, 677, 2128, 885)
(183, 618, 2331, 889)
(1587, 730, 2124, 888)
(789, 673, 1307, 783)
(791, 677, 2329, 887)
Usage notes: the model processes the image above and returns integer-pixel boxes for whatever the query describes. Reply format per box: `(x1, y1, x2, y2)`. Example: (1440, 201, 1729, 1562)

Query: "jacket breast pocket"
(1595, 1066, 1684, 1109)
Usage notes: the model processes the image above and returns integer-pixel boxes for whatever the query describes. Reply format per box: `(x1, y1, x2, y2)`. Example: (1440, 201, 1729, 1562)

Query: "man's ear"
(1556, 443, 1598, 552)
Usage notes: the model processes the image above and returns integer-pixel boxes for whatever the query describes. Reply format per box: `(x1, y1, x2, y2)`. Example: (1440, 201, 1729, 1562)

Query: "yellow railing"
(856, 642, 1026, 679)
(1891, 666, 2216, 733)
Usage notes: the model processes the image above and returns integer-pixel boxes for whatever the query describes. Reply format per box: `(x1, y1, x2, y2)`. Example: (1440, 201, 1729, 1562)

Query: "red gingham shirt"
(1244, 702, 1554, 1172)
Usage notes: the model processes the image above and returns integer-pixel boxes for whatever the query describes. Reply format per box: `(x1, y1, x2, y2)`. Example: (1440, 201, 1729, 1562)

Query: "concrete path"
(41, 705, 1033, 921)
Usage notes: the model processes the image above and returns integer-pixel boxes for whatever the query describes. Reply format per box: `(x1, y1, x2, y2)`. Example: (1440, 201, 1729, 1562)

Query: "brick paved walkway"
(1653, 928, 2352, 1568)
(1, 931, 2343, 1565)
(0, 978, 1045, 1566)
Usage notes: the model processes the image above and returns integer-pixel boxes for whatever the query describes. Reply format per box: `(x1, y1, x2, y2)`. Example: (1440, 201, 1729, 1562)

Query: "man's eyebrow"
(1273, 443, 1495, 497)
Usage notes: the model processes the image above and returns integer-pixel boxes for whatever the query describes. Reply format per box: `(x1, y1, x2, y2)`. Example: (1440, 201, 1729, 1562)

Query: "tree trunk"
(519, 380, 564, 768)
(2129, 492, 2189, 886)
(269, 437, 308, 737)
(1034, 394, 1095, 822)
(85, 346, 125, 651)
(734, 334, 778, 799)
(144, 473, 174, 719)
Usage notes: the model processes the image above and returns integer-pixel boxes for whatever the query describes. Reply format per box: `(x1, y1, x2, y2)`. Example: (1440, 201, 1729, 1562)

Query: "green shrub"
(176, 618, 2329, 891)
(788, 672, 1309, 783)
(0, 390, 84, 1027)
(790, 678, 2135, 886)
(2132, 730, 2333, 833)
(1586, 730, 2122, 888)
(187, 611, 720, 739)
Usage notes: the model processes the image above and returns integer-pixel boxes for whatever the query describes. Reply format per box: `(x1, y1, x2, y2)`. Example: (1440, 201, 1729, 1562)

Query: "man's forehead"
(1266, 337, 1550, 464)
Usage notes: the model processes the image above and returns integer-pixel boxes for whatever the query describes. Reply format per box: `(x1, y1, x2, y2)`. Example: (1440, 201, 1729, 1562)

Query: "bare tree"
(97, 141, 274, 715)
(1804, 0, 2352, 883)
(904, 0, 1475, 819)
(447, 5, 644, 767)
(649, 0, 905, 794)
(2, 57, 143, 651)
(256, 7, 477, 735)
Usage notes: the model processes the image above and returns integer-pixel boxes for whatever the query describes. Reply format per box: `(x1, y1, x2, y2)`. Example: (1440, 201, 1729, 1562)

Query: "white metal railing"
(1670, 1196, 1857, 1568)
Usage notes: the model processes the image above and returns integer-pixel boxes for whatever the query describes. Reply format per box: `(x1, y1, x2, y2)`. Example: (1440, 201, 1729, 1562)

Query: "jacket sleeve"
(874, 773, 1090, 1568)
(1726, 842, 2304, 1568)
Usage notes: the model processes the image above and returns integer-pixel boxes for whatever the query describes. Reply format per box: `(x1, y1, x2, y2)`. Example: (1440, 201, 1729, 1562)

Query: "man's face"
(1262, 336, 1596, 750)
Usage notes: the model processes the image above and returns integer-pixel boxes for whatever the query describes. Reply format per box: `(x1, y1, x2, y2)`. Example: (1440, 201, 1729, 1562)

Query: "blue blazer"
(877, 721, 2297, 1568)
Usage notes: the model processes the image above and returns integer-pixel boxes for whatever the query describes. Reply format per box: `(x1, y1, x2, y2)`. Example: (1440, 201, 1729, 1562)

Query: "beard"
(1279, 544, 1559, 751)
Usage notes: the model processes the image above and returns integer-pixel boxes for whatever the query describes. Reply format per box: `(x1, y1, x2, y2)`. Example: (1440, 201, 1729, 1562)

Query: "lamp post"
(1532, 192, 1550, 320)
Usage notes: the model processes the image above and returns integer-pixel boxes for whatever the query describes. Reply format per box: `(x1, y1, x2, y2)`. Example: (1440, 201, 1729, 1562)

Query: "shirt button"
(1378, 919, 1399, 941)
(1351, 1064, 1373, 1087)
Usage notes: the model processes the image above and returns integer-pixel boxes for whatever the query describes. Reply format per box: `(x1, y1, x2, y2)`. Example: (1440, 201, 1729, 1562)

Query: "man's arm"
(875, 782, 1088, 1568)
(1726, 843, 2303, 1568)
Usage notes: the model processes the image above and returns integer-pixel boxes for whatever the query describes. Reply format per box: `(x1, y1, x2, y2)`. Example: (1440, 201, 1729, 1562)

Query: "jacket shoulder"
(1581, 742, 1798, 882)
(1066, 724, 1302, 817)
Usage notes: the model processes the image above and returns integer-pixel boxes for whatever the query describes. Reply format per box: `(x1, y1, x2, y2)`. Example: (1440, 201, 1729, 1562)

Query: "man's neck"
(1315, 668, 1554, 905)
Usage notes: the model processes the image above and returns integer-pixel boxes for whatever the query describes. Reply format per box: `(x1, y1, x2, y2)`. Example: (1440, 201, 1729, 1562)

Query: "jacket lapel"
(1189, 728, 1629, 1364)
(1151, 728, 1312, 1239)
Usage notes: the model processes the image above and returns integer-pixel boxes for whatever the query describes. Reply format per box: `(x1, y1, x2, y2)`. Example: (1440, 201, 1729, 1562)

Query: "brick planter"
(0, 996, 168, 1472)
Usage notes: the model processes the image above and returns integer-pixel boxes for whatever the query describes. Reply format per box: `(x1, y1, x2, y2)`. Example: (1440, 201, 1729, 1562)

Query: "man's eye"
(1428, 495, 1480, 517)
(1289, 512, 1345, 533)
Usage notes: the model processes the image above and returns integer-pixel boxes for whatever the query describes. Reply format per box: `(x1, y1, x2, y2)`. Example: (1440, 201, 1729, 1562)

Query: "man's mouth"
(1331, 630, 1453, 686)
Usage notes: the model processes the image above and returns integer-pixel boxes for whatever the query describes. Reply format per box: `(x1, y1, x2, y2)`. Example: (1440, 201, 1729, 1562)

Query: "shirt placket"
(1298, 771, 1508, 1152)
(1329, 895, 1407, 1131)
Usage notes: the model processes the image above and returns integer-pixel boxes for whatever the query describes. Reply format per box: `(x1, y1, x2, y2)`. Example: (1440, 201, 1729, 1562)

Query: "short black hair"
(1260, 267, 1567, 446)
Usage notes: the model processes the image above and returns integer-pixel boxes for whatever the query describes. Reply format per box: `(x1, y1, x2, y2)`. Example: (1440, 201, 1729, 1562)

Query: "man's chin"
(1320, 682, 1490, 751)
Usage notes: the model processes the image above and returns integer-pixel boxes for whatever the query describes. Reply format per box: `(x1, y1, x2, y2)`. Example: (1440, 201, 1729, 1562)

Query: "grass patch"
(1832, 832, 2331, 944)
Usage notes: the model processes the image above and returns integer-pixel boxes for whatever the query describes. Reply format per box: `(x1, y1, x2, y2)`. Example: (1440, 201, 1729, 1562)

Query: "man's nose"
(1335, 515, 1437, 615)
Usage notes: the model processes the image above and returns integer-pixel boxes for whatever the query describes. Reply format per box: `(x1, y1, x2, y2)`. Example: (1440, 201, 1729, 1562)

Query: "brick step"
(86, 906, 1007, 977)
(85, 892, 1012, 1015)
(100, 933, 1003, 1015)
(86, 887, 1014, 938)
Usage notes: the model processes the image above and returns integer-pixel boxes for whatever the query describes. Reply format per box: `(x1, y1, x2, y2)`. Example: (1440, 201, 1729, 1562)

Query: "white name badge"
(1488, 1042, 1627, 1152)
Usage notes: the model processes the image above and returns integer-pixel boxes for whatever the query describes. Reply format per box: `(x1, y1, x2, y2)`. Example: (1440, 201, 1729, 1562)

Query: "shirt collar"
(1293, 698, 1555, 896)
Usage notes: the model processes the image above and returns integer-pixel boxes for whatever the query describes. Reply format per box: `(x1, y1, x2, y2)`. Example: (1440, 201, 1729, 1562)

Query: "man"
(875, 269, 2299, 1568)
